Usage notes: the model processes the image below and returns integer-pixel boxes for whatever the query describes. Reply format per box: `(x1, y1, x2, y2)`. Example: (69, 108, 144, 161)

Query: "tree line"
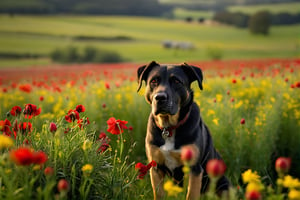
(0, 0, 170, 16)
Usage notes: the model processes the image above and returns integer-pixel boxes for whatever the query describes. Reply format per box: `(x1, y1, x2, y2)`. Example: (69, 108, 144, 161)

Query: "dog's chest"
(160, 134, 182, 170)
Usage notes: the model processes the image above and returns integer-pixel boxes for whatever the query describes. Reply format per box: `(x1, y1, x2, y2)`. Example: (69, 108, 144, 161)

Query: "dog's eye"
(150, 78, 159, 86)
(171, 77, 182, 84)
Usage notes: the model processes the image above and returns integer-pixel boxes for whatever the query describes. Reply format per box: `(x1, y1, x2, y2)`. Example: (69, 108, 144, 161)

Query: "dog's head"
(137, 61, 203, 126)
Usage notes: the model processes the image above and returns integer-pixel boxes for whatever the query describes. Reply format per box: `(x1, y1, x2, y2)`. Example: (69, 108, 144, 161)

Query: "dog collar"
(158, 107, 192, 139)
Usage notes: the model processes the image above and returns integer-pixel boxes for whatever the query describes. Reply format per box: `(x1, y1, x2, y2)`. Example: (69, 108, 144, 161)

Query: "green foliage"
(205, 46, 223, 60)
(50, 46, 125, 63)
(248, 11, 272, 35)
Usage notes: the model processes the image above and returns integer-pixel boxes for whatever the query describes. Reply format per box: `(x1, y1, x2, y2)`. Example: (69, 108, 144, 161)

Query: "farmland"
(0, 15, 299, 67)
(1, 58, 300, 199)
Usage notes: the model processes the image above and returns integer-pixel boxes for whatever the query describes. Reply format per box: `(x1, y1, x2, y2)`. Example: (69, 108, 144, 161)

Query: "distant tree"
(248, 11, 271, 35)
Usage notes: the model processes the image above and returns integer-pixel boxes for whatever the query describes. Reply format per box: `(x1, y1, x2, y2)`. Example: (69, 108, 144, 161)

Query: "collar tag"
(162, 128, 170, 139)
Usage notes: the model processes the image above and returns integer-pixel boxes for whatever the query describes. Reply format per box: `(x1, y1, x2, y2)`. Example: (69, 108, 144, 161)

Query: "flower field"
(0, 58, 300, 199)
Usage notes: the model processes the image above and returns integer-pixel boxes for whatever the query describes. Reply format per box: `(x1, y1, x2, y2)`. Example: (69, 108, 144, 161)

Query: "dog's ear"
(137, 61, 159, 92)
(181, 63, 203, 90)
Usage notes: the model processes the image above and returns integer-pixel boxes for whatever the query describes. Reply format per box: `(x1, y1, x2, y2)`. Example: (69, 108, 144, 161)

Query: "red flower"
(75, 104, 85, 113)
(19, 84, 32, 93)
(232, 79, 237, 84)
(57, 179, 70, 193)
(33, 151, 48, 165)
(77, 118, 90, 129)
(39, 96, 44, 101)
(23, 104, 41, 119)
(135, 160, 157, 179)
(105, 82, 110, 90)
(245, 190, 262, 200)
(49, 122, 57, 133)
(97, 132, 111, 153)
(181, 147, 194, 162)
(10, 147, 34, 166)
(44, 167, 54, 176)
(240, 118, 246, 125)
(97, 142, 110, 153)
(65, 109, 80, 123)
(10, 106, 22, 116)
(0, 119, 12, 136)
(106, 117, 128, 135)
(275, 157, 291, 174)
(206, 159, 226, 178)
(19, 122, 32, 134)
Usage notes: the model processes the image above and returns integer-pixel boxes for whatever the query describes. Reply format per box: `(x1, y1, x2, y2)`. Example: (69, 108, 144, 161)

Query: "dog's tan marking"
(150, 168, 165, 200)
(186, 171, 203, 200)
(154, 112, 180, 128)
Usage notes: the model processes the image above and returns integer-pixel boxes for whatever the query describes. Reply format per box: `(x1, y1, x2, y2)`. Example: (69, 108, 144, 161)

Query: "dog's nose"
(154, 92, 167, 102)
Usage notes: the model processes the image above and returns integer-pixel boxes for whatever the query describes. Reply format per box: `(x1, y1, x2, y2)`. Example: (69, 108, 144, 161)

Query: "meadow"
(0, 58, 300, 199)
(0, 14, 299, 67)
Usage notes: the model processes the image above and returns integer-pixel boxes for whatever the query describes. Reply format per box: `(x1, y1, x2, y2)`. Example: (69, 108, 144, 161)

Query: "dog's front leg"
(150, 168, 165, 200)
(186, 171, 203, 200)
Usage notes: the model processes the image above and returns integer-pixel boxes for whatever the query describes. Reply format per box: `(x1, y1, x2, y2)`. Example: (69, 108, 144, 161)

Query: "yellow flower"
(0, 135, 14, 150)
(207, 109, 215, 116)
(82, 139, 92, 151)
(283, 175, 300, 189)
(242, 169, 260, 184)
(163, 180, 183, 197)
(82, 164, 93, 174)
(216, 94, 223, 102)
(212, 118, 219, 126)
(246, 182, 264, 193)
(289, 189, 300, 200)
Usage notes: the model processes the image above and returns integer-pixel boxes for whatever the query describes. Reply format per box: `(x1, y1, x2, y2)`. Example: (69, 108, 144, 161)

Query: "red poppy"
(19, 122, 32, 134)
(10, 147, 34, 166)
(49, 122, 57, 133)
(97, 142, 110, 153)
(57, 179, 70, 193)
(77, 118, 90, 129)
(75, 104, 85, 113)
(65, 109, 80, 123)
(245, 190, 262, 200)
(10, 106, 22, 116)
(44, 166, 54, 176)
(181, 147, 194, 162)
(33, 151, 48, 165)
(135, 160, 157, 179)
(97, 132, 111, 153)
(106, 117, 128, 135)
(275, 157, 291, 174)
(19, 84, 32, 93)
(240, 118, 246, 125)
(23, 104, 41, 119)
(0, 119, 12, 136)
(206, 159, 226, 178)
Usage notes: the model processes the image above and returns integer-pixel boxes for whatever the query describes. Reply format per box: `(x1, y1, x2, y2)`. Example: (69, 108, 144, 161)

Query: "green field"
(0, 14, 299, 67)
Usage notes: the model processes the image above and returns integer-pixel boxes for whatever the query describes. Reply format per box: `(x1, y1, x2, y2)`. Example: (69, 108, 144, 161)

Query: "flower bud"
(57, 179, 70, 193)
(206, 159, 226, 178)
(181, 147, 194, 162)
(275, 157, 291, 174)
(245, 190, 262, 200)
(49, 122, 57, 133)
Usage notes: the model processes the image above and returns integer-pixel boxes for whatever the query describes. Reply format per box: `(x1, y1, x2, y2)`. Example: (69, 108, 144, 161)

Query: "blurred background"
(0, 0, 299, 67)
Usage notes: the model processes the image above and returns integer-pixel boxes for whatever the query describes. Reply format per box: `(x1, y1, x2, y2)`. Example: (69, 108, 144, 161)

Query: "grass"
(0, 15, 299, 68)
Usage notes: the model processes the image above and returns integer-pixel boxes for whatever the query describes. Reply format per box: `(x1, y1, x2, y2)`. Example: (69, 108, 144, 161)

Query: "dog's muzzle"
(152, 92, 177, 115)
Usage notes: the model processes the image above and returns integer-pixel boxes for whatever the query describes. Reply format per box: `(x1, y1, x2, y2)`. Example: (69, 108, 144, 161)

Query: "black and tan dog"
(137, 61, 229, 200)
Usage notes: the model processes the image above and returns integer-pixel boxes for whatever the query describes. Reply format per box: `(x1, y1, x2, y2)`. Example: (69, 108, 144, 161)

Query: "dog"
(137, 61, 229, 200)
